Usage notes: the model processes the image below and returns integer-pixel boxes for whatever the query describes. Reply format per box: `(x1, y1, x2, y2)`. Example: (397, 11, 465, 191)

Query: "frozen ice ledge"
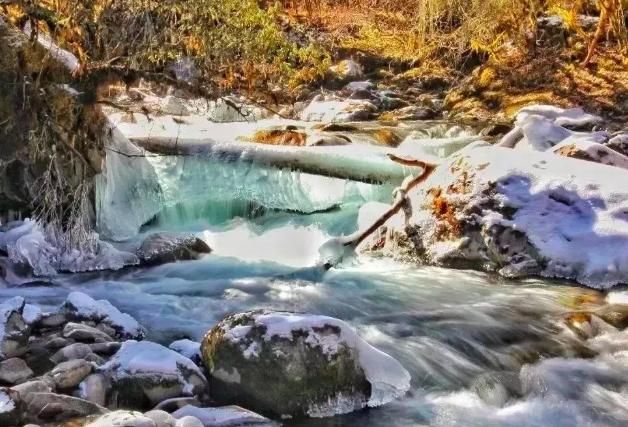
(96, 113, 413, 241)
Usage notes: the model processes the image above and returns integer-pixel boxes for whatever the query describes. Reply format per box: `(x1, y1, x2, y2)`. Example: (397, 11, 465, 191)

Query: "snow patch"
(169, 339, 201, 363)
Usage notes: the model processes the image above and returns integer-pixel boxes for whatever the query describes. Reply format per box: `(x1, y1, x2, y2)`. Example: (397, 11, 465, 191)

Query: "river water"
(2, 147, 628, 426)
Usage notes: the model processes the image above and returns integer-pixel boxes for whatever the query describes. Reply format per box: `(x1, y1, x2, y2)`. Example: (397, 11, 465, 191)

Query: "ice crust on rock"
(63, 292, 145, 340)
(0, 219, 138, 275)
(222, 311, 411, 409)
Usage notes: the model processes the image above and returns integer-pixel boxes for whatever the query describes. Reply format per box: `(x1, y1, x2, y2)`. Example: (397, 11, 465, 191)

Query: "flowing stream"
(3, 133, 628, 426)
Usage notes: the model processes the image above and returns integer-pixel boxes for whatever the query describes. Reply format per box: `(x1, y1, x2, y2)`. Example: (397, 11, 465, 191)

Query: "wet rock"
(22, 304, 42, 326)
(23, 345, 55, 376)
(63, 322, 114, 343)
(595, 304, 628, 330)
(169, 340, 202, 366)
(175, 416, 203, 427)
(201, 310, 410, 418)
(50, 359, 93, 389)
(145, 409, 176, 427)
(11, 379, 54, 395)
(78, 373, 109, 406)
(62, 292, 145, 340)
(22, 392, 106, 422)
(0, 357, 33, 384)
(50, 343, 93, 364)
(0, 296, 30, 359)
(344, 81, 374, 92)
(0, 387, 23, 426)
(172, 405, 273, 427)
(471, 372, 523, 407)
(379, 106, 438, 121)
(137, 233, 212, 267)
(86, 410, 155, 427)
(100, 340, 208, 409)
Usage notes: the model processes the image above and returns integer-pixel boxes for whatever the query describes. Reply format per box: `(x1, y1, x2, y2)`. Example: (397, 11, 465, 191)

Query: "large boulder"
(99, 341, 208, 409)
(201, 310, 410, 418)
(137, 233, 211, 266)
(372, 144, 628, 289)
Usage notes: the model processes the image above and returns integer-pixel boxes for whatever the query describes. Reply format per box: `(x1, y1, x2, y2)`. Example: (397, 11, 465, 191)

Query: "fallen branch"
(318, 159, 437, 268)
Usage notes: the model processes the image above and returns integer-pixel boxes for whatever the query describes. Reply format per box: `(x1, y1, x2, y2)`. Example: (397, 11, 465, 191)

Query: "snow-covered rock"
(344, 81, 374, 92)
(62, 292, 144, 340)
(169, 340, 201, 365)
(0, 296, 29, 359)
(608, 133, 628, 157)
(99, 341, 208, 409)
(172, 405, 273, 427)
(160, 96, 190, 116)
(376, 144, 628, 288)
(201, 310, 410, 418)
(300, 98, 377, 122)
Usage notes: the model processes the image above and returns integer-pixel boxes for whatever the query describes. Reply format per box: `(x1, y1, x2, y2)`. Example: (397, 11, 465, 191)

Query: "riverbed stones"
(300, 97, 378, 123)
(100, 340, 208, 409)
(0, 357, 33, 384)
(50, 343, 93, 363)
(50, 359, 93, 389)
(201, 310, 410, 418)
(137, 233, 212, 267)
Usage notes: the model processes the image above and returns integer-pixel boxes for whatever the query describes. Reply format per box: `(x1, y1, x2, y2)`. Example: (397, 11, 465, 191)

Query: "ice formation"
(0, 219, 138, 275)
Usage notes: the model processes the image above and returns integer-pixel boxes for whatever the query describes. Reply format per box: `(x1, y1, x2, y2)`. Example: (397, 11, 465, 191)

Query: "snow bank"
(394, 144, 628, 288)
(63, 292, 145, 340)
